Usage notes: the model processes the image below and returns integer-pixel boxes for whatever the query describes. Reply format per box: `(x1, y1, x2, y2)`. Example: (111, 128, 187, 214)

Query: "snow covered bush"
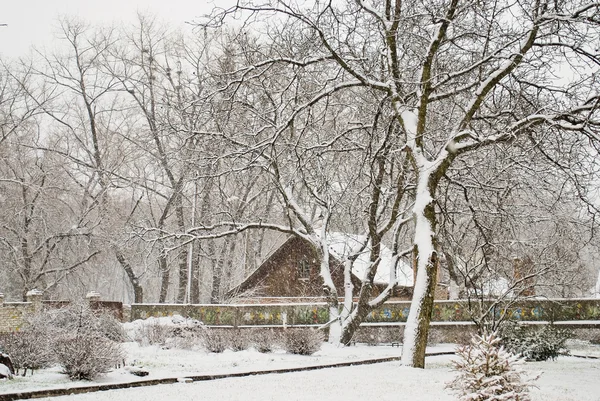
(167, 332, 200, 350)
(500, 323, 570, 361)
(199, 328, 230, 353)
(30, 304, 126, 343)
(228, 329, 251, 351)
(447, 331, 536, 401)
(250, 329, 280, 353)
(0, 359, 13, 379)
(54, 332, 124, 380)
(0, 330, 53, 376)
(125, 315, 204, 349)
(46, 304, 125, 380)
(281, 328, 323, 355)
(0, 303, 125, 379)
(133, 319, 172, 346)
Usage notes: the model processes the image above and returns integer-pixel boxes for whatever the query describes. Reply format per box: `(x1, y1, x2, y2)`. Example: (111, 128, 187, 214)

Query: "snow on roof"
(481, 276, 511, 297)
(327, 232, 413, 287)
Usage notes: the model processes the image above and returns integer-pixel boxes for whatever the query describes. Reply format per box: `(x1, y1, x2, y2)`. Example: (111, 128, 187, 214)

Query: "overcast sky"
(0, 0, 229, 59)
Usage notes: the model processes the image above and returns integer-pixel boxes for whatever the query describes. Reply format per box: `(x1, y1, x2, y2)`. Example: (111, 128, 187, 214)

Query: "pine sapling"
(447, 331, 538, 401)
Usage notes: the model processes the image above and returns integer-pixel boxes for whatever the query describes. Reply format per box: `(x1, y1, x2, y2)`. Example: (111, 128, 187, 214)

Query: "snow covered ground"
(71, 357, 599, 401)
(1, 317, 599, 401)
(0, 341, 599, 401)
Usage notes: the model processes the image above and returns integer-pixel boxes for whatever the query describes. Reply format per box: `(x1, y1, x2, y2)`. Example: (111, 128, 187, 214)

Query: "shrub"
(47, 304, 125, 380)
(93, 312, 127, 342)
(199, 328, 230, 353)
(0, 303, 125, 379)
(165, 334, 199, 350)
(127, 316, 205, 348)
(447, 331, 536, 401)
(133, 319, 172, 346)
(0, 331, 54, 376)
(26, 304, 126, 343)
(251, 329, 280, 353)
(227, 329, 251, 352)
(281, 328, 323, 355)
(54, 332, 124, 380)
(500, 323, 571, 361)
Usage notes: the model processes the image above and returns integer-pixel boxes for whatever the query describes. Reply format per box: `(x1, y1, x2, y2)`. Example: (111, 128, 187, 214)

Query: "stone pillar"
(26, 289, 43, 312)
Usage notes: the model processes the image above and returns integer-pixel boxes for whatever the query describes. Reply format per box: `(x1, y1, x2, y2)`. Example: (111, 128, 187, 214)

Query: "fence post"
(0, 293, 4, 307)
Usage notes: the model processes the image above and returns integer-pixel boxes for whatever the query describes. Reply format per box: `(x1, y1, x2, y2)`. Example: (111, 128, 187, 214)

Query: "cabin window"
(298, 257, 310, 279)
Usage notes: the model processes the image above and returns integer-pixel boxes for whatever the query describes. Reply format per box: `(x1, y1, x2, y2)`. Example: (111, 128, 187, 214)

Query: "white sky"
(0, 0, 230, 59)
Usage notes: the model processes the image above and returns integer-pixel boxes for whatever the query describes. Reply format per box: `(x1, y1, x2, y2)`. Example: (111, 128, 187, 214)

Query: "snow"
(0, 363, 12, 379)
(402, 167, 436, 365)
(594, 270, 600, 298)
(2, 342, 599, 401)
(480, 276, 511, 297)
(401, 109, 419, 140)
(25, 289, 43, 297)
(327, 232, 413, 286)
(2, 317, 600, 400)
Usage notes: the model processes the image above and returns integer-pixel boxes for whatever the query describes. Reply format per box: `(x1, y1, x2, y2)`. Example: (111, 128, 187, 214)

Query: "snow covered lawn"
(0, 342, 418, 395)
(1, 341, 599, 401)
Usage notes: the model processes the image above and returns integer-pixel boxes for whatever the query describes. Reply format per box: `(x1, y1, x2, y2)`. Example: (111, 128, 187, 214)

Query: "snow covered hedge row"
(125, 315, 323, 355)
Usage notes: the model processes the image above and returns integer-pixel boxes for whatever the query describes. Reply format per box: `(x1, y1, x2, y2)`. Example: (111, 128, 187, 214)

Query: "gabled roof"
(230, 236, 302, 295)
(229, 234, 414, 298)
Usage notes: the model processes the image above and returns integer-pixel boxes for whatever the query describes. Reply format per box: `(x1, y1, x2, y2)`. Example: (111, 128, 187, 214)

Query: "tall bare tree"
(202, 0, 600, 367)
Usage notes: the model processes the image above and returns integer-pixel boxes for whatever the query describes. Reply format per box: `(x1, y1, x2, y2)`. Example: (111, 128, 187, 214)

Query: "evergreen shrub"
(447, 331, 536, 401)
(500, 323, 571, 361)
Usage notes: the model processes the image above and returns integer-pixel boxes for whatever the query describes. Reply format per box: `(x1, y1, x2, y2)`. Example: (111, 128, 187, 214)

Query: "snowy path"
(24, 359, 458, 401)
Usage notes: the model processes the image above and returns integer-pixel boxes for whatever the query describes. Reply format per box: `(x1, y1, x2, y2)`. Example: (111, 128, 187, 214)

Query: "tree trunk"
(190, 240, 200, 304)
(158, 252, 170, 303)
(211, 239, 229, 303)
(114, 248, 144, 303)
(401, 179, 440, 368)
(175, 195, 189, 303)
(223, 237, 238, 297)
(313, 237, 340, 343)
(402, 249, 438, 367)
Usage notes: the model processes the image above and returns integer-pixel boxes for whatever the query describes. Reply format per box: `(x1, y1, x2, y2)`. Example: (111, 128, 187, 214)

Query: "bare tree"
(201, 0, 600, 367)
(0, 123, 100, 299)
(22, 19, 153, 302)
(141, 25, 417, 342)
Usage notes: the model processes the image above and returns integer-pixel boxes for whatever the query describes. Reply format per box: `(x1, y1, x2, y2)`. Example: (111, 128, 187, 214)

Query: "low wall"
(0, 291, 124, 333)
(4, 294, 598, 333)
(131, 303, 331, 326)
(364, 299, 600, 323)
(0, 302, 35, 333)
(0, 292, 43, 333)
(131, 298, 600, 327)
